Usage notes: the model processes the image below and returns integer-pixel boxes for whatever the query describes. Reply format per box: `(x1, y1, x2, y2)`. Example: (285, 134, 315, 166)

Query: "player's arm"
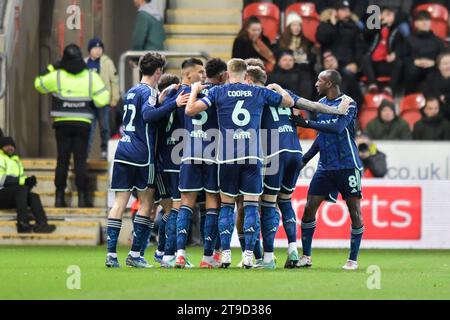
(295, 95, 352, 115)
(291, 104, 357, 134)
(143, 91, 188, 124)
(266, 83, 294, 108)
(186, 82, 209, 116)
(302, 138, 320, 166)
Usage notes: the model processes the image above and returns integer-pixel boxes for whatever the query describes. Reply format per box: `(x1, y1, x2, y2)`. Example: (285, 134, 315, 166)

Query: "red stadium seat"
(363, 93, 394, 110)
(243, 2, 280, 43)
(358, 108, 378, 130)
(401, 110, 423, 130)
(413, 3, 449, 40)
(400, 93, 426, 114)
(285, 2, 320, 43)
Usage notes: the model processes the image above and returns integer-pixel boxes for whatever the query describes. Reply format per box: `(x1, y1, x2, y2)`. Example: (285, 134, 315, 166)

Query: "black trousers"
(361, 54, 403, 93)
(0, 185, 47, 225)
(403, 63, 434, 95)
(54, 124, 90, 191)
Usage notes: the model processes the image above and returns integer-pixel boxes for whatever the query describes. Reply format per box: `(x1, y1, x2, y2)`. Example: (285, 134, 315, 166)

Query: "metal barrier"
(119, 51, 210, 96)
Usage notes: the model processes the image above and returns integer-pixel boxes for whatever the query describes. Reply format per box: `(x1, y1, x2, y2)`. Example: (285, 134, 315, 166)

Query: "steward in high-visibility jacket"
(34, 43, 110, 208)
(0, 136, 56, 233)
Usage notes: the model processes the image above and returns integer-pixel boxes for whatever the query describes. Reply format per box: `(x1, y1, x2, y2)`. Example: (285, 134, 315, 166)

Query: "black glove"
(25, 176, 37, 188)
(290, 114, 311, 128)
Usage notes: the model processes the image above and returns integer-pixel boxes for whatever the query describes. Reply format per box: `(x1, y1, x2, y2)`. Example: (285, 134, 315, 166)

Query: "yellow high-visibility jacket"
(0, 150, 27, 190)
(34, 65, 110, 124)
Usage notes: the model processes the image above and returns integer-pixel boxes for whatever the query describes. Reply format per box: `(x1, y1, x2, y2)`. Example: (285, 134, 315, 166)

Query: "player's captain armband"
(201, 96, 212, 108)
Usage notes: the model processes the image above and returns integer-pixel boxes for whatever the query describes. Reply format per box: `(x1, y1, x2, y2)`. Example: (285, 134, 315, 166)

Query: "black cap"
(335, 0, 351, 10)
(0, 136, 16, 149)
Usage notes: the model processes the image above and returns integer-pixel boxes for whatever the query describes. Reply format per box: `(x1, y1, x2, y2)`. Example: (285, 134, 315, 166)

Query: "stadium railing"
(119, 51, 210, 96)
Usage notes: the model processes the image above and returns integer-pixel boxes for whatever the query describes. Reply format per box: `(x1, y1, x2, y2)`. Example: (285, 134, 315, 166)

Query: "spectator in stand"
(361, 6, 404, 96)
(403, 10, 446, 94)
(322, 51, 364, 108)
(365, 1, 413, 37)
(316, 0, 365, 75)
(276, 12, 317, 72)
(422, 52, 450, 122)
(315, 0, 368, 24)
(132, 0, 166, 51)
(366, 99, 412, 140)
(356, 133, 388, 178)
(85, 38, 120, 160)
(243, 0, 297, 11)
(232, 16, 276, 72)
(0, 137, 56, 234)
(267, 50, 314, 100)
(413, 96, 450, 140)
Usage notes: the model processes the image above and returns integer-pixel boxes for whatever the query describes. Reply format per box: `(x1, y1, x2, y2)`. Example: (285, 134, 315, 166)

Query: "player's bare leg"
(298, 195, 326, 268)
(176, 192, 198, 268)
(343, 197, 364, 270)
(218, 193, 236, 268)
(200, 192, 221, 269)
(105, 191, 132, 268)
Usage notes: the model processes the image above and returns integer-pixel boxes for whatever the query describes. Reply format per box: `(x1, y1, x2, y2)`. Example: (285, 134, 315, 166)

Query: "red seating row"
(359, 93, 426, 130)
(243, 2, 449, 44)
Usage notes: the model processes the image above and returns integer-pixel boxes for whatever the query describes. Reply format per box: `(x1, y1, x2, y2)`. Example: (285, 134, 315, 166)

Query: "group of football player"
(104, 51, 365, 271)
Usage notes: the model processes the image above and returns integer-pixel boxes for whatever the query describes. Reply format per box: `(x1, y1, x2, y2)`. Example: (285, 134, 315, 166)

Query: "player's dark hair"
(324, 69, 342, 87)
(246, 66, 267, 85)
(158, 73, 180, 92)
(245, 58, 266, 71)
(181, 58, 204, 70)
(205, 58, 227, 79)
(139, 52, 166, 76)
(415, 10, 431, 21)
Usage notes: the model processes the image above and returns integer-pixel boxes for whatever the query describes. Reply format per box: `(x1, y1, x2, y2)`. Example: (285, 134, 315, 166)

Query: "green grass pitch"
(1, 246, 449, 300)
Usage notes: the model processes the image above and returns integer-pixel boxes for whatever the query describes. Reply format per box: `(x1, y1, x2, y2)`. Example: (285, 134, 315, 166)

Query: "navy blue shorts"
(218, 161, 263, 197)
(164, 170, 181, 201)
(264, 152, 303, 196)
(154, 173, 169, 203)
(308, 168, 363, 201)
(179, 161, 219, 194)
(110, 162, 155, 192)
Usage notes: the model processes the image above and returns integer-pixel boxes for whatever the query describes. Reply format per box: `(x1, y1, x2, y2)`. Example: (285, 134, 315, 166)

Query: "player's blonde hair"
(246, 66, 267, 85)
(227, 58, 247, 77)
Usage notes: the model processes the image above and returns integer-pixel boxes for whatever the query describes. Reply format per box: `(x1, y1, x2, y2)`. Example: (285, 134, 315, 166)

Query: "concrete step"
(165, 37, 234, 55)
(0, 221, 101, 245)
(22, 159, 108, 172)
(0, 207, 108, 219)
(170, 0, 242, 10)
(166, 9, 241, 25)
(165, 24, 240, 36)
(36, 191, 107, 208)
(32, 174, 108, 193)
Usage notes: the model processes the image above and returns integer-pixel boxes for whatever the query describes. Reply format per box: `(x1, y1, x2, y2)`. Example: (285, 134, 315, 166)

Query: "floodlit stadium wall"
(108, 141, 450, 249)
